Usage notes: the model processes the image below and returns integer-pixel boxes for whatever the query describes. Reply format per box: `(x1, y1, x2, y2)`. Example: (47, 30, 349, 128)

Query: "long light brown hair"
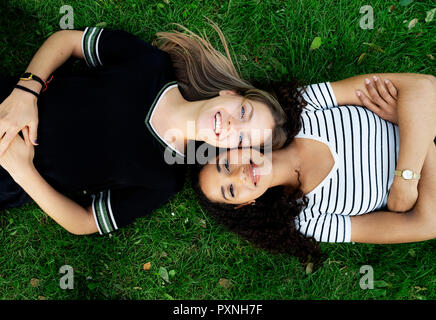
(154, 22, 289, 149)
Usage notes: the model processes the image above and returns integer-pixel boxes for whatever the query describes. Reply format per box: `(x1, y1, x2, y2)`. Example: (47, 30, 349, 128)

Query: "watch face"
(402, 170, 413, 180)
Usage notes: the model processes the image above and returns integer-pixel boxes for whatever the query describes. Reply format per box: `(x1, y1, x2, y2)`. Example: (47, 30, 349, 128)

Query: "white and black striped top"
(294, 82, 400, 243)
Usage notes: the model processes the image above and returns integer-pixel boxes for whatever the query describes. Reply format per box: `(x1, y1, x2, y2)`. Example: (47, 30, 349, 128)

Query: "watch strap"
(394, 169, 421, 180)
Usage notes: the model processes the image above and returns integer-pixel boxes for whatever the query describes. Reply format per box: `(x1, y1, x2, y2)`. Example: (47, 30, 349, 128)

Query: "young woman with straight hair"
(0, 23, 291, 235)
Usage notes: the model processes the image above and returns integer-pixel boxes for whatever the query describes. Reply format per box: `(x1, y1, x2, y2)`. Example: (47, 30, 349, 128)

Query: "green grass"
(1, 0, 435, 300)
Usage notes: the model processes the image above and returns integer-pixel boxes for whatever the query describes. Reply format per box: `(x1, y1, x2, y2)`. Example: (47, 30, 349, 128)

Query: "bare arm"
(350, 142, 436, 243)
(0, 129, 97, 235)
(0, 30, 84, 155)
(14, 167, 97, 235)
(331, 73, 436, 212)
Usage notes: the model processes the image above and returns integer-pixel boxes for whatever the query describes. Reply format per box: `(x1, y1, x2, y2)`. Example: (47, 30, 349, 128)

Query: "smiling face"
(199, 148, 273, 205)
(195, 90, 275, 149)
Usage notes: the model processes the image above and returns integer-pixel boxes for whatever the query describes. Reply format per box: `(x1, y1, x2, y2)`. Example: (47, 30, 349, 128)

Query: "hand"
(387, 177, 419, 213)
(0, 84, 40, 156)
(356, 76, 399, 124)
(0, 127, 35, 181)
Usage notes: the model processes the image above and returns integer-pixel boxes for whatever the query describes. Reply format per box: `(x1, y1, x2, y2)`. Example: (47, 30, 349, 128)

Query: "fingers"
(22, 126, 31, 147)
(364, 77, 387, 107)
(372, 76, 396, 105)
(356, 90, 380, 114)
(384, 79, 398, 98)
(28, 122, 39, 146)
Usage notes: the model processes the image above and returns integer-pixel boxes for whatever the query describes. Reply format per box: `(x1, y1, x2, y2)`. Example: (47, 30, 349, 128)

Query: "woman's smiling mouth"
(214, 112, 222, 136)
(248, 160, 259, 186)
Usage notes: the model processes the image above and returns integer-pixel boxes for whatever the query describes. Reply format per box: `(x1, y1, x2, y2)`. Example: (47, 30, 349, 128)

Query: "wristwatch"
(394, 169, 420, 180)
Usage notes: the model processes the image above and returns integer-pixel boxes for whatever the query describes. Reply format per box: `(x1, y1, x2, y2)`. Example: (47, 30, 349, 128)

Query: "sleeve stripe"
(87, 27, 99, 67)
(94, 28, 104, 67)
(82, 27, 103, 68)
(91, 195, 103, 235)
(107, 190, 119, 230)
(295, 213, 352, 243)
(98, 191, 113, 234)
(91, 191, 118, 235)
(81, 27, 90, 67)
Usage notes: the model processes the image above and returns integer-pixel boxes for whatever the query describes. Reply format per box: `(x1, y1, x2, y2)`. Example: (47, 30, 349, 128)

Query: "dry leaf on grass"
(30, 278, 39, 287)
(143, 262, 151, 271)
(305, 263, 314, 274)
(408, 18, 418, 30)
(219, 278, 233, 289)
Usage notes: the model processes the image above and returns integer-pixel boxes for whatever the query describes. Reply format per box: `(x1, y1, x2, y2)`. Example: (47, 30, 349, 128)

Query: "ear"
(219, 90, 238, 97)
(233, 199, 256, 210)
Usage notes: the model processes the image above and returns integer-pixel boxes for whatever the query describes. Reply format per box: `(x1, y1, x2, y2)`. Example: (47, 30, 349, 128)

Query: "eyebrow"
(248, 101, 254, 120)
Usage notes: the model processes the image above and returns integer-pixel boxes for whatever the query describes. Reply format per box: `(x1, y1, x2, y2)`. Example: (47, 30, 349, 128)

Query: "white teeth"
(215, 113, 222, 134)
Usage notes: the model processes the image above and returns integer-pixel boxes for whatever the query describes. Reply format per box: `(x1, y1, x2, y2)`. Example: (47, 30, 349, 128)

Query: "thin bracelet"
(14, 85, 40, 98)
(20, 72, 53, 92)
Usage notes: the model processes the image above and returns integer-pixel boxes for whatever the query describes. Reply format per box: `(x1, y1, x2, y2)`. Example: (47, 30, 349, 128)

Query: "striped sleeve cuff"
(296, 214, 351, 243)
(91, 190, 118, 235)
(300, 82, 338, 111)
(81, 27, 104, 68)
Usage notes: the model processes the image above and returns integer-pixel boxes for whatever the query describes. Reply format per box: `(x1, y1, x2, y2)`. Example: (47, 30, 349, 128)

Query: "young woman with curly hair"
(195, 74, 436, 262)
(0, 23, 289, 235)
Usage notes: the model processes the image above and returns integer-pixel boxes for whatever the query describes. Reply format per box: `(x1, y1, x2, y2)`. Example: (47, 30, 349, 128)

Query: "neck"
(157, 86, 204, 141)
(269, 140, 305, 193)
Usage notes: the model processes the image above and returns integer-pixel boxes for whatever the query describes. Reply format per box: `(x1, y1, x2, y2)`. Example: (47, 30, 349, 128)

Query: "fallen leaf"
(408, 18, 418, 30)
(143, 262, 151, 271)
(399, 0, 413, 6)
(427, 54, 435, 60)
(305, 262, 314, 274)
(133, 287, 142, 290)
(389, 5, 395, 12)
(363, 42, 384, 53)
(159, 266, 169, 283)
(219, 278, 233, 289)
(38, 296, 46, 300)
(30, 278, 39, 287)
(309, 37, 322, 50)
(357, 53, 366, 64)
(425, 8, 436, 23)
(163, 0, 170, 4)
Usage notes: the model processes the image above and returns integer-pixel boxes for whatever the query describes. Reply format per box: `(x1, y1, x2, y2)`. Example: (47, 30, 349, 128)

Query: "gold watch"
(394, 169, 420, 180)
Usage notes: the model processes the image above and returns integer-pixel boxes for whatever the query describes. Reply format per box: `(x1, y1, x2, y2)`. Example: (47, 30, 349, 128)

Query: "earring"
(233, 200, 256, 210)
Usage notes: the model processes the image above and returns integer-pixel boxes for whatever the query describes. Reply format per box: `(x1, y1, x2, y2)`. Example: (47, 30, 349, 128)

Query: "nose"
(231, 165, 247, 185)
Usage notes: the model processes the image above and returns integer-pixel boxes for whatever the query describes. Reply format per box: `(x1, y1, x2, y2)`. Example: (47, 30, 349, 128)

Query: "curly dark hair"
(191, 80, 323, 264)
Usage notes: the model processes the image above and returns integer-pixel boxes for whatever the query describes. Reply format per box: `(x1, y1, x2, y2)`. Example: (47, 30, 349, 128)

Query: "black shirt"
(33, 27, 185, 234)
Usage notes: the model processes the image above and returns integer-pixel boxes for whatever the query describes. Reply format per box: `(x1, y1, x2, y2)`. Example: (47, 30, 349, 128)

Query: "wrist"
(392, 175, 419, 188)
(13, 81, 40, 102)
(16, 79, 42, 94)
(11, 164, 38, 185)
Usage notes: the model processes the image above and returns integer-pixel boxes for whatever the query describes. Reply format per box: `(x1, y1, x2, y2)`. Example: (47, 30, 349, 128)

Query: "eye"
(240, 105, 246, 119)
(229, 184, 234, 197)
